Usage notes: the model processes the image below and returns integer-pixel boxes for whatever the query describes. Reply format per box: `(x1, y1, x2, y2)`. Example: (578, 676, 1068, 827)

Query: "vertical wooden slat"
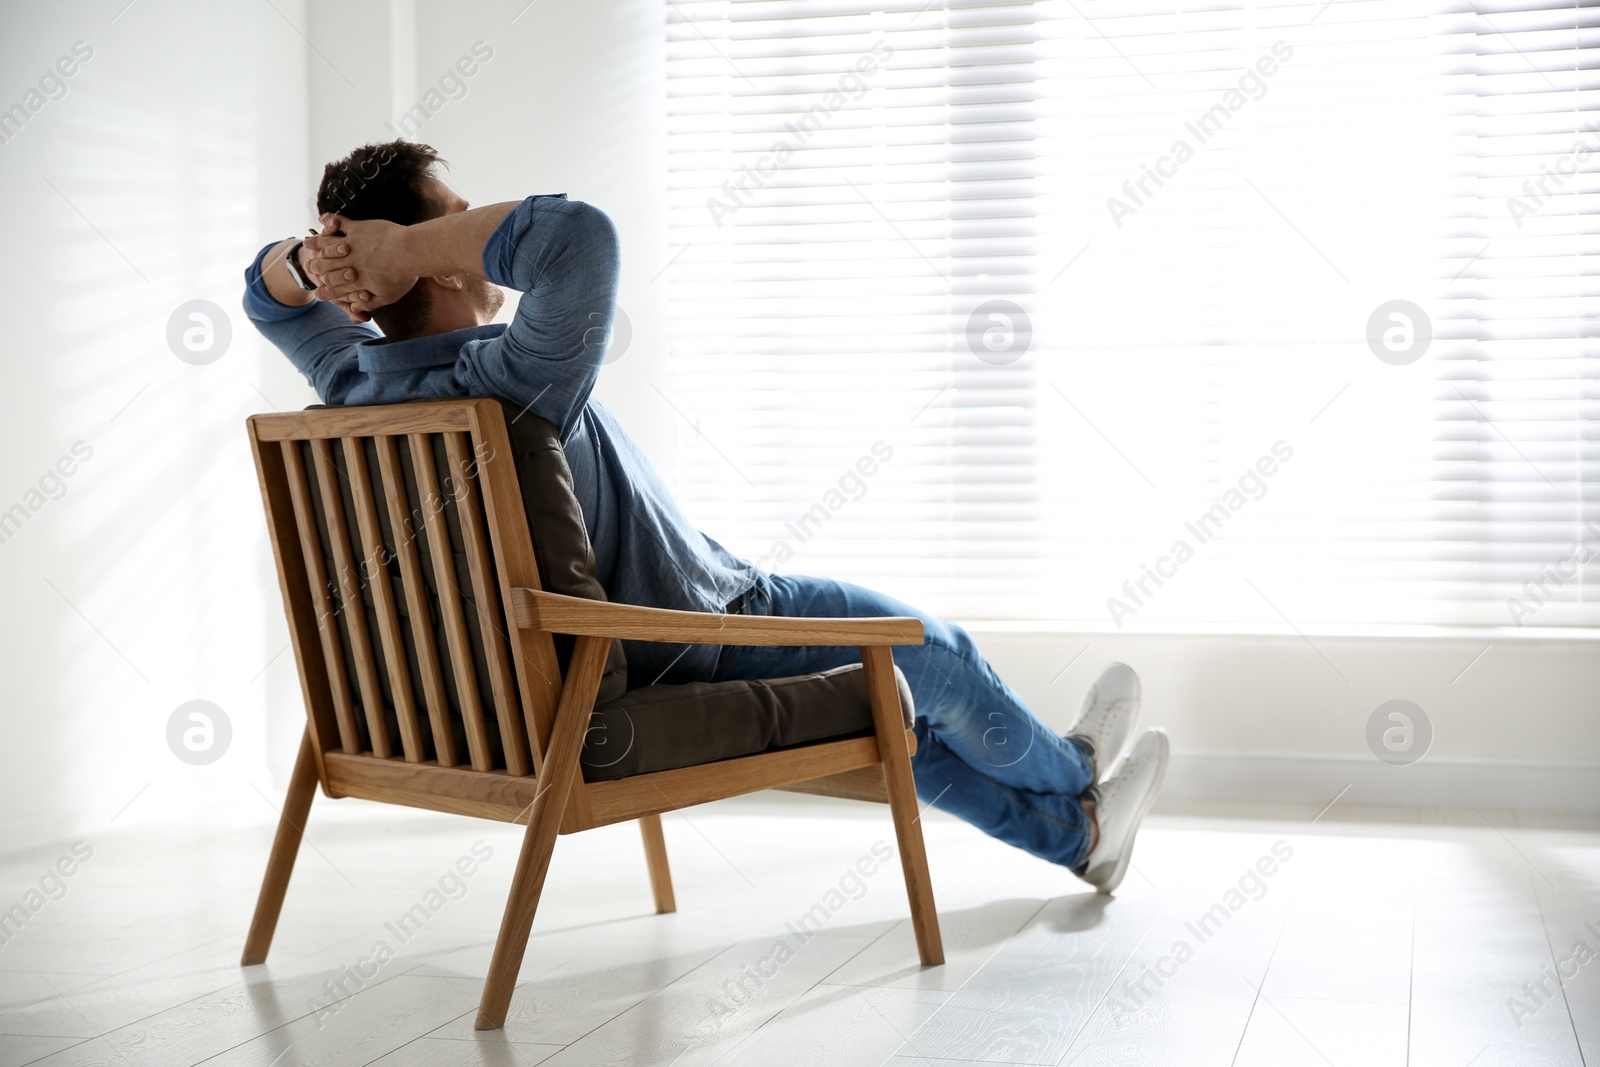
(411, 433, 493, 772)
(311, 439, 392, 758)
(280, 441, 361, 754)
(445, 431, 532, 776)
(343, 437, 426, 764)
(375, 434, 458, 768)
(246, 422, 335, 784)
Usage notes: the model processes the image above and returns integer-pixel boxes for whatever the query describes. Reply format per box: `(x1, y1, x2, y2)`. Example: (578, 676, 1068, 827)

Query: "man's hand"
(292, 200, 519, 324)
(303, 215, 419, 323)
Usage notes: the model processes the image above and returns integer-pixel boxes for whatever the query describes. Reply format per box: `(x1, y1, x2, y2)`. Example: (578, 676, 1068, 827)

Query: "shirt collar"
(356, 323, 506, 375)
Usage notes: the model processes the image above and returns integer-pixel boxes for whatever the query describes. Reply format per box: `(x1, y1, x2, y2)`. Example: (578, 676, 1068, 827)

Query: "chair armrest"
(510, 589, 924, 647)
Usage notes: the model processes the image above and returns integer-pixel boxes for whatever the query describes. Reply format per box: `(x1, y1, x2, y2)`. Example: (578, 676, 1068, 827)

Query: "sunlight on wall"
(1, 0, 310, 853)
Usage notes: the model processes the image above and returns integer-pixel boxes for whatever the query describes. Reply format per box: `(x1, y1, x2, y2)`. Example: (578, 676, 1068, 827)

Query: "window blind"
(663, 0, 1597, 628)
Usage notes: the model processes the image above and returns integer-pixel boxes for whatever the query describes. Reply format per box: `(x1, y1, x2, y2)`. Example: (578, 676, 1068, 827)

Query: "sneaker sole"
(1084, 733, 1169, 895)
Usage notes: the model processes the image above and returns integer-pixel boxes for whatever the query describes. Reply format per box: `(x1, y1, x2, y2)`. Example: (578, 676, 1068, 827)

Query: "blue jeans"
(711, 573, 1095, 869)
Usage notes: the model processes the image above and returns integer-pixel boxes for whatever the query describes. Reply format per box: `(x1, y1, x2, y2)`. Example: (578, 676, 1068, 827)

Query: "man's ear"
(429, 274, 467, 291)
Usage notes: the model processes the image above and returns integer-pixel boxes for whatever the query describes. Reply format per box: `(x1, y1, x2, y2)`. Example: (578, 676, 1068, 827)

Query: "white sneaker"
(1080, 728, 1169, 895)
(1064, 662, 1141, 782)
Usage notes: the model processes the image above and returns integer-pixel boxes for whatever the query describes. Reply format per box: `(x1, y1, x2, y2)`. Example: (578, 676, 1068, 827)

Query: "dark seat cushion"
(582, 662, 915, 781)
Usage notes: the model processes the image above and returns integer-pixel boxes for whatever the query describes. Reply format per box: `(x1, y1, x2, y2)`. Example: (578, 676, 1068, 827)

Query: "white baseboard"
(1165, 751, 1600, 813)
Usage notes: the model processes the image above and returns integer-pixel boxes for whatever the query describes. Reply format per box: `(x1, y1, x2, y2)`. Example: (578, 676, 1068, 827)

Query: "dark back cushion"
(493, 400, 629, 706)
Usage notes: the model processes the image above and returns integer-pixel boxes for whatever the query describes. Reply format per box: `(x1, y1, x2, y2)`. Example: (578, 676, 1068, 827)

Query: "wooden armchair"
(241, 398, 943, 1030)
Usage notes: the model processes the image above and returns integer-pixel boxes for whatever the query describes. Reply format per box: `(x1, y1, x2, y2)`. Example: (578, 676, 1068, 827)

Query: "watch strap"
(284, 241, 317, 292)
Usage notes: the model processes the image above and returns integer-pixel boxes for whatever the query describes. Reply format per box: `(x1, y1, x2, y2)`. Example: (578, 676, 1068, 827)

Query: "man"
(245, 141, 1168, 892)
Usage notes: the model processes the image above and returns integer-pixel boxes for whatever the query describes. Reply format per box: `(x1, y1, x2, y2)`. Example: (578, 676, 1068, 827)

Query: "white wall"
(972, 627, 1600, 813)
(0, 1, 311, 853)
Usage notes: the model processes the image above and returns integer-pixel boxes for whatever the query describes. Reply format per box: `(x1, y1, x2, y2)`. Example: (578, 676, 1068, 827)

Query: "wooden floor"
(2, 792, 1597, 1066)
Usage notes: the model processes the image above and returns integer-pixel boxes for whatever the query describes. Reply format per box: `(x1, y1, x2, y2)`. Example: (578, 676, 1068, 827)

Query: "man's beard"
(470, 275, 506, 320)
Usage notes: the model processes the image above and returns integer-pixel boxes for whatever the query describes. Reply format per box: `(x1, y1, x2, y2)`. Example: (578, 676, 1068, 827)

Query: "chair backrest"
(247, 399, 564, 777)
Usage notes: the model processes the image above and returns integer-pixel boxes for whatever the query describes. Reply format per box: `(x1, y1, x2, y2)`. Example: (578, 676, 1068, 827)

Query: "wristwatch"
(284, 241, 317, 292)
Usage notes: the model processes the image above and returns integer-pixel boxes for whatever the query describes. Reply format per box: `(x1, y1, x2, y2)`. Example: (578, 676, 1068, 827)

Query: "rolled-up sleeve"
(456, 195, 621, 440)
(242, 241, 375, 402)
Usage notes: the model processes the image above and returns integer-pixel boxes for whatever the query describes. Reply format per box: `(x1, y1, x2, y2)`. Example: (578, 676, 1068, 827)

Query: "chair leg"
(476, 635, 613, 1030)
(861, 646, 945, 967)
(241, 729, 319, 966)
(638, 814, 676, 914)
(475, 794, 565, 1030)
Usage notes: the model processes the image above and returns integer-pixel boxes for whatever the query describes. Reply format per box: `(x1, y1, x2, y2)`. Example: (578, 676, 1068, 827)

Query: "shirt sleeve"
(454, 195, 621, 441)
(242, 240, 376, 403)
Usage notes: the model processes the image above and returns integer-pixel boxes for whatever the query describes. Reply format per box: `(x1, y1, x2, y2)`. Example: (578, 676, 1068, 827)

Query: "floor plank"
(1256, 835, 1415, 1006)
(907, 889, 1163, 1064)
(1055, 829, 1298, 1066)
(197, 975, 476, 1067)
(1233, 996, 1409, 1067)
(1529, 835, 1600, 1064)
(725, 983, 950, 1065)
(0, 1034, 81, 1065)
(365, 1035, 564, 1066)
(1408, 832, 1587, 1067)
(534, 933, 875, 1066)
(819, 897, 1047, 992)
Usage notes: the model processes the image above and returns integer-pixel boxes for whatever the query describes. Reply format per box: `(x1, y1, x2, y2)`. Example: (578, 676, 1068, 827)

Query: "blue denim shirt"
(243, 194, 757, 685)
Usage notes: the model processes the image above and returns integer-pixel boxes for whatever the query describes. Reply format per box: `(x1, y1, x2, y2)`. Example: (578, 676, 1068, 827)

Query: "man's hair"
(316, 141, 446, 340)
